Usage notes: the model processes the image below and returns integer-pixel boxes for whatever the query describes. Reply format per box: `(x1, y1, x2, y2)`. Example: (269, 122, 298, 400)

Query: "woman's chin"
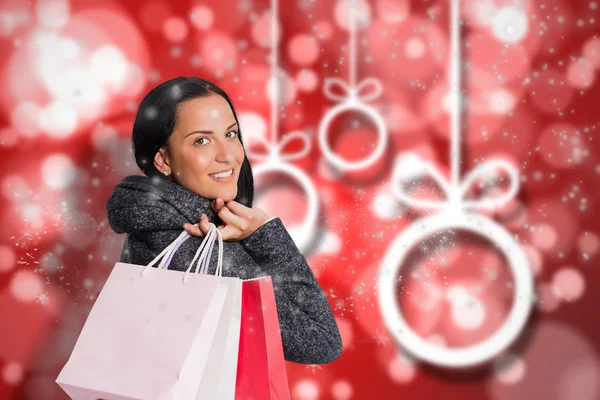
(213, 189, 237, 202)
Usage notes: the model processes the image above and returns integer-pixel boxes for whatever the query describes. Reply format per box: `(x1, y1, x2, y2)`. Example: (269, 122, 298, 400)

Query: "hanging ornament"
(244, 0, 319, 252)
(377, 0, 534, 368)
(317, 0, 388, 172)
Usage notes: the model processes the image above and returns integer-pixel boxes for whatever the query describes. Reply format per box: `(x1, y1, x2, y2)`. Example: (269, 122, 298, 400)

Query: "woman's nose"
(213, 139, 235, 162)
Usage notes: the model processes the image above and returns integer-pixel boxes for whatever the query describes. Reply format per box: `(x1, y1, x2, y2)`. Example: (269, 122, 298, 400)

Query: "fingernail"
(183, 224, 189, 230)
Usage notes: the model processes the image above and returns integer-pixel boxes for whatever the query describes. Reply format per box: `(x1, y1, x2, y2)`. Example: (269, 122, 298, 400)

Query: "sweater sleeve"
(261, 216, 277, 226)
(239, 217, 343, 364)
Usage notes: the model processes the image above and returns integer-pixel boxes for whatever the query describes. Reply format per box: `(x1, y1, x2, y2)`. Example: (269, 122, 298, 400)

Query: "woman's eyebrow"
(184, 121, 238, 138)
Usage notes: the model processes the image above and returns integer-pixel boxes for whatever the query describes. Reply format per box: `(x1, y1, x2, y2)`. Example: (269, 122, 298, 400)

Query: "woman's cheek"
(192, 153, 211, 172)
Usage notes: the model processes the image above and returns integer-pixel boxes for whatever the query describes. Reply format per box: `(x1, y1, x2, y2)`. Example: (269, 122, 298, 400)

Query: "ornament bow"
(323, 77, 383, 104)
(245, 130, 312, 163)
(391, 154, 520, 212)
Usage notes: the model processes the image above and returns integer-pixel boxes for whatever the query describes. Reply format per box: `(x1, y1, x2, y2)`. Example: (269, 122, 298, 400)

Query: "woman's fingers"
(218, 206, 248, 231)
(224, 200, 254, 221)
(211, 197, 225, 213)
(200, 214, 213, 234)
(182, 203, 260, 242)
(183, 214, 213, 237)
(217, 224, 237, 241)
(183, 223, 203, 237)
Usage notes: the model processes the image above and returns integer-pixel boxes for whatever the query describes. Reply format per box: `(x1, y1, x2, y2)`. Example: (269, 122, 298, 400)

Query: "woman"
(105, 76, 343, 365)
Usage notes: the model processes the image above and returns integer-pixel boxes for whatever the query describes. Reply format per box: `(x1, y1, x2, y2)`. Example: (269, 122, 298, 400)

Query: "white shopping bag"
(159, 222, 244, 400)
(195, 276, 242, 400)
(56, 223, 228, 400)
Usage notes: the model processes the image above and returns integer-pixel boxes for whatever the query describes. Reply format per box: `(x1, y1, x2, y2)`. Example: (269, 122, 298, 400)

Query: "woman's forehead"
(177, 95, 235, 127)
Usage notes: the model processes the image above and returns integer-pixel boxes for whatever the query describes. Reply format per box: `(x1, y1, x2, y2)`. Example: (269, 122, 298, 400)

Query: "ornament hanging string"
(391, 0, 521, 213)
(323, 0, 383, 105)
(244, 0, 313, 164)
(317, 0, 388, 171)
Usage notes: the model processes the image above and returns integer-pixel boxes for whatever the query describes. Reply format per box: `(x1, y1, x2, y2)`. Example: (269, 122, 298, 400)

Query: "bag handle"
(158, 231, 191, 270)
(190, 226, 215, 275)
(196, 224, 223, 276)
(140, 222, 223, 282)
(183, 223, 223, 283)
(155, 223, 213, 271)
(141, 230, 191, 276)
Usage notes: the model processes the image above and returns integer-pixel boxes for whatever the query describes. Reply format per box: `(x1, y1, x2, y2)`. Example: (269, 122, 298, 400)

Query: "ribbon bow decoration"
(390, 154, 520, 212)
(323, 77, 383, 105)
(245, 130, 312, 163)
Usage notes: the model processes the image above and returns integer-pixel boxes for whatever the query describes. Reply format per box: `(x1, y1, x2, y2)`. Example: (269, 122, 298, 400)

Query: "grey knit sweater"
(105, 175, 342, 364)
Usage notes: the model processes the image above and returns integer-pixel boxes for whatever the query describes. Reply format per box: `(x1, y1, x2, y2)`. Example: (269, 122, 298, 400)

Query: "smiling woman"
(132, 77, 252, 205)
(106, 76, 343, 365)
(157, 96, 244, 201)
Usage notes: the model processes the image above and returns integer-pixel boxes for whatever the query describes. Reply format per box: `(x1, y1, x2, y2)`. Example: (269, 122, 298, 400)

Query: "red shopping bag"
(235, 277, 291, 400)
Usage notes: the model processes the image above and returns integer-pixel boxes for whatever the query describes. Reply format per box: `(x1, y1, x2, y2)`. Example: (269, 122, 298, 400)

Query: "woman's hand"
(182, 198, 271, 241)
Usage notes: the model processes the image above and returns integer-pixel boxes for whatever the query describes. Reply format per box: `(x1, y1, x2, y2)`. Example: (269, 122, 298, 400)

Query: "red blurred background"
(0, 0, 599, 399)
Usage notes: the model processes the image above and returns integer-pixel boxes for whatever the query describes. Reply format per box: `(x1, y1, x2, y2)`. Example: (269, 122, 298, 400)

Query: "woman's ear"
(154, 147, 171, 175)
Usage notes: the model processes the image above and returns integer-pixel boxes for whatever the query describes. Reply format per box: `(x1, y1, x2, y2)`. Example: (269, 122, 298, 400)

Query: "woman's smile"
(209, 167, 235, 182)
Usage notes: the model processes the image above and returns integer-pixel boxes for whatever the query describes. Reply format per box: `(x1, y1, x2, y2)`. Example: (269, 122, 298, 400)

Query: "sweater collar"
(106, 174, 219, 234)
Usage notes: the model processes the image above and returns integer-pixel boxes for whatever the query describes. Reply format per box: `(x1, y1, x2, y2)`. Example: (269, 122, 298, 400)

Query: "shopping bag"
(195, 273, 242, 400)
(56, 223, 228, 400)
(159, 225, 244, 400)
(235, 277, 291, 400)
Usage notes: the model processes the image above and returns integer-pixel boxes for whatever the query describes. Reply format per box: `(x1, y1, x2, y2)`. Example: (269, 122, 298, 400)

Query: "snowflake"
(374, 328, 390, 346)
(351, 281, 366, 296)
(304, 364, 322, 374)
(36, 292, 49, 305)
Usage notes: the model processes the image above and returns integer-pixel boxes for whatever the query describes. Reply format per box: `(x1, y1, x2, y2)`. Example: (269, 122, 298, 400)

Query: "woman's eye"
(195, 131, 237, 146)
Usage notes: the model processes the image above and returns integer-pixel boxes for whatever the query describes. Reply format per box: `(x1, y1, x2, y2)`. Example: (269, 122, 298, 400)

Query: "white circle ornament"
(378, 156, 534, 368)
(318, 77, 388, 171)
(246, 129, 318, 251)
(317, 0, 388, 172)
(246, 0, 320, 253)
(377, 0, 534, 368)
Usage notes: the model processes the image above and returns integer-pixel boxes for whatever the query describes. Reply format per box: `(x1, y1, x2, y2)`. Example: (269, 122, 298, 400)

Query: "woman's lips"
(209, 168, 234, 182)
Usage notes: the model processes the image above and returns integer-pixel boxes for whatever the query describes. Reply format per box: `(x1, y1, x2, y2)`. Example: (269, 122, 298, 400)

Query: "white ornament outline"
(317, 0, 388, 171)
(377, 0, 534, 368)
(244, 0, 319, 252)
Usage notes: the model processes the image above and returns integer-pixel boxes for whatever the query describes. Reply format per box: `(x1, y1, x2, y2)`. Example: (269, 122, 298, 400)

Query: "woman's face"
(154, 94, 245, 201)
